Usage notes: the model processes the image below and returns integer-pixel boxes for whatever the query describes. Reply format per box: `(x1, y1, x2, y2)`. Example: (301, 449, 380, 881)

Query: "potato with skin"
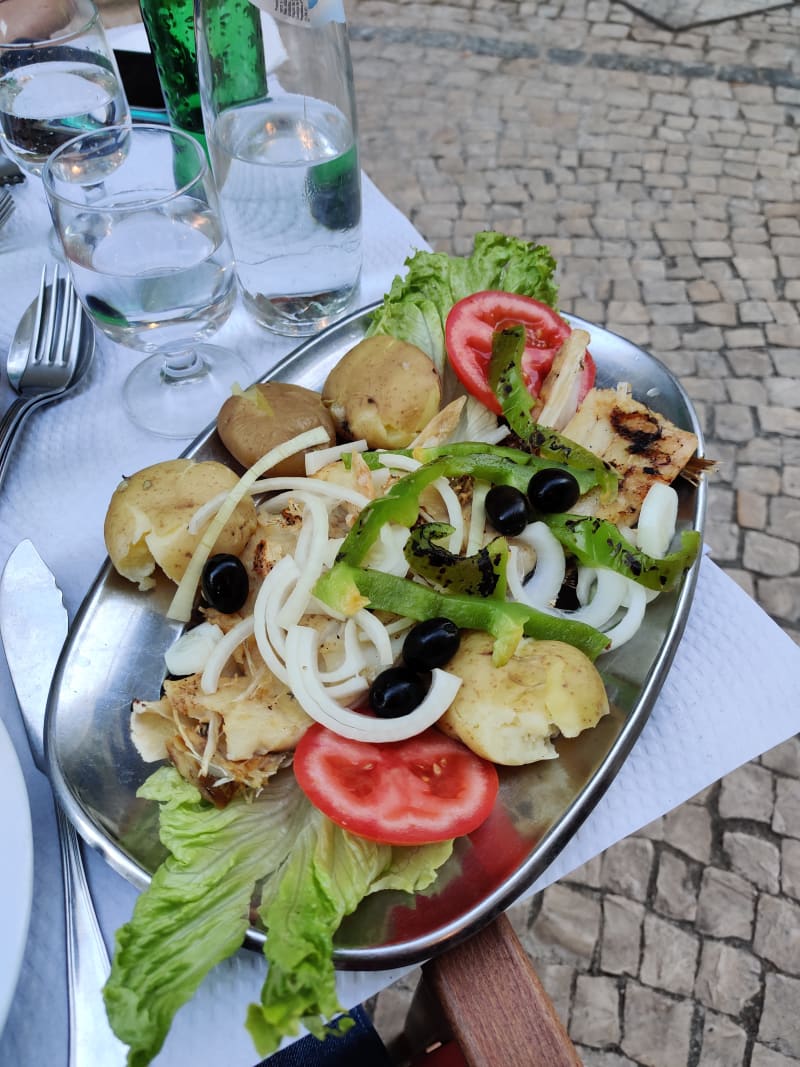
(439, 632, 609, 765)
(322, 335, 441, 449)
(217, 382, 336, 476)
(104, 459, 257, 591)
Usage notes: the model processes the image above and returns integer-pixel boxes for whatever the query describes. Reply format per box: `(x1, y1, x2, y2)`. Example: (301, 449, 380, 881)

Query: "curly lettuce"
(365, 231, 559, 376)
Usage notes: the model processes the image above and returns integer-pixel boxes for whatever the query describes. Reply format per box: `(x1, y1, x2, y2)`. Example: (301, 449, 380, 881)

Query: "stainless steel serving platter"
(47, 303, 706, 969)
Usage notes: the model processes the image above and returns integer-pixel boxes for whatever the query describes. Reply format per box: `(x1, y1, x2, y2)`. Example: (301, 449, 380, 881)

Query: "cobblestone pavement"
(100, 2, 800, 1064)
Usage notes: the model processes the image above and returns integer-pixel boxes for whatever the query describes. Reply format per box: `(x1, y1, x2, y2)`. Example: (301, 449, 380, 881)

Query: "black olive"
(201, 554, 249, 613)
(403, 617, 460, 672)
(485, 484, 530, 536)
(369, 667, 427, 718)
(528, 469, 581, 514)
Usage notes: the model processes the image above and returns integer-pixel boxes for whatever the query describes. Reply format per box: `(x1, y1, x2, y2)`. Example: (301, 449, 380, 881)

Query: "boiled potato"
(322, 335, 441, 449)
(217, 382, 336, 476)
(439, 632, 609, 765)
(104, 459, 257, 591)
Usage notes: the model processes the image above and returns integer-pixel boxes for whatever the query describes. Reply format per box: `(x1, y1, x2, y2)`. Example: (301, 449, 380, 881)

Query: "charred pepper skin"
(403, 522, 509, 599)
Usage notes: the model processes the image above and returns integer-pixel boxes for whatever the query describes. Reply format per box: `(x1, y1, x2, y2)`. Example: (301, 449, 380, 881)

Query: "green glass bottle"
(138, 0, 267, 146)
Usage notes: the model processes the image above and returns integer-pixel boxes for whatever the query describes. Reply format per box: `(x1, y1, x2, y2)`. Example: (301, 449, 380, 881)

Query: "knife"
(0, 540, 126, 1065)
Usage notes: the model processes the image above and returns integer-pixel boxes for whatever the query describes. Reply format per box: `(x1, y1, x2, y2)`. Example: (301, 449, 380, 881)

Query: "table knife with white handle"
(0, 540, 126, 1066)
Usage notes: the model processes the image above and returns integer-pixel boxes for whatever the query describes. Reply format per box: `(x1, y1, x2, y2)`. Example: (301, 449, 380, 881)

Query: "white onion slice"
(576, 566, 597, 606)
(569, 568, 628, 628)
(432, 476, 464, 553)
(637, 483, 679, 559)
(201, 616, 255, 694)
(304, 439, 368, 475)
(516, 522, 566, 607)
(252, 555, 298, 684)
(375, 453, 421, 472)
(255, 478, 371, 511)
(164, 621, 224, 677)
(603, 579, 648, 649)
(285, 626, 462, 742)
(168, 426, 329, 622)
(507, 547, 559, 616)
(364, 524, 410, 577)
(353, 607, 394, 668)
(277, 495, 330, 627)
(466, 481, 489, 555)
(318, 618, 365, 683)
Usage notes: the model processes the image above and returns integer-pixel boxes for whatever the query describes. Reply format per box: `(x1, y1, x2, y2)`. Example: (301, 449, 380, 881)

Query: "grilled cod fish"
(562, 384, 698, 527)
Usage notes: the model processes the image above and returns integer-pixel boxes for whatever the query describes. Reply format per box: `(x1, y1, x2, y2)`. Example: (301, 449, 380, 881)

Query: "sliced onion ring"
(285, 625, 461, 742)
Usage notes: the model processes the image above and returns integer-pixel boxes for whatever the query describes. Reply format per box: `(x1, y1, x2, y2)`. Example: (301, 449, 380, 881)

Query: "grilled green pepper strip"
(316, 563, 609, 665)
(328, 452, 549, 569)
(488, 324, 618, 501)
(404, 522, 509, 599)
(547, 514, 701, 592)
(352, 441, 599, 496)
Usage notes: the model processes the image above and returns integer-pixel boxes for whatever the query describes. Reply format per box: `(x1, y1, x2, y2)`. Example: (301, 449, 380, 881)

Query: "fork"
(0, 189, 14, 228)
(0, 265, 91, 486)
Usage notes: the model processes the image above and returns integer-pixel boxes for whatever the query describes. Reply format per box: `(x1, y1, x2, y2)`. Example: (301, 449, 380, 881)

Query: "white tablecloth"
(0, 170, 798, 1067)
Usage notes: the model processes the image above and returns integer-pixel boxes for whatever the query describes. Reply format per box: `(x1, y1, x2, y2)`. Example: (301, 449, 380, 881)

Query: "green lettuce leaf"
(104, 767, 453, 1066)
(103, 767, 308, 1067)
(247, 812, 454, 1054)
(365, 231, 559, 375)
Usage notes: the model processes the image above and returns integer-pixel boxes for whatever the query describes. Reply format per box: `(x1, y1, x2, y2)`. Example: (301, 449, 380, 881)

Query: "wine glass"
(42, 123, 252, 438)
(0, 0, 130, 176)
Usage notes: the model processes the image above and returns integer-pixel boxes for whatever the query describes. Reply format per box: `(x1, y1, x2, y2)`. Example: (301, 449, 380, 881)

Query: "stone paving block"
(723, 831, 781, 892)
(782, 839, 800, 902)
(758, 973, 800, 1057)
(601, 894, 645, 976)
(536, 961, 575, 1027)
(696, 868, 757, 940)
(621, 983, 693, 1067)
(640, 914, 699, 996)
(697, 1010, 748, 1067)
(773, 778, 800, 840)
(570, 974, 621, 1047)
(751, 1046, 800, 1067)
(717, 761, 775, 822)
(600, 838, 655, 903)
(657, 849, 699, 926)
(763, 738, 800, 781)
(753, 894, 800, 976)
(662, 803, 713, 864)
(694, 940, 762, 1017)
(529, 884, 602, 964)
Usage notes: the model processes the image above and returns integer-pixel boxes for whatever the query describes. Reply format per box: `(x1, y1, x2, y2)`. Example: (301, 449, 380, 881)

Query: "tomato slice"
(445, 291, 578, 415)
(293, 724, 499, 846)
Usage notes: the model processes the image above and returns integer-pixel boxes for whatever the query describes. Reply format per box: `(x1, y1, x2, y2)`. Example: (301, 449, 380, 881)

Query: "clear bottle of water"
(196, 0, 363, 337)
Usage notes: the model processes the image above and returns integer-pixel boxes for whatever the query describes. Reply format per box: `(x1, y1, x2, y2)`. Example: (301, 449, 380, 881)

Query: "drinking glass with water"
(196, 0, 363, 337)
(43, 123, 251, 438)
(0, 0, 129, 176)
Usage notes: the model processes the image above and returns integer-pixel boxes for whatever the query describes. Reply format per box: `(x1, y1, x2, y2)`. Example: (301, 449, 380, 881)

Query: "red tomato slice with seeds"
(293, 724, 499, 846)
(445, 291, 593, 415)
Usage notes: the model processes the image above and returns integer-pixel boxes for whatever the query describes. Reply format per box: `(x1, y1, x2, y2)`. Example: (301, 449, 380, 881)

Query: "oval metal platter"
(47, 303, 706, 969)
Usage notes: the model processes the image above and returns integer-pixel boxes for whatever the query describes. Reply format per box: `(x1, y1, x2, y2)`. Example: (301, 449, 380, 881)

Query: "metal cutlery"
(0, 264, 94, 487)
(0, 540, 126, 1065)
(0, 190, 14, 228)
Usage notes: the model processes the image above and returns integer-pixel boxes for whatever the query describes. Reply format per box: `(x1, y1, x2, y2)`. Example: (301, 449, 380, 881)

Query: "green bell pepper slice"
(547, 515, 701, 592)
(315, 563, 609, 665)
(488, 324, 619, 501)
(403, 522, 509, 599)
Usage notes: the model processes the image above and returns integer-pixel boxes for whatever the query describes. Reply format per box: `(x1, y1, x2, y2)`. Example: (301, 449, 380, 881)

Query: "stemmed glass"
(42, 123, 251, 438)
(0, 0, 130, 176)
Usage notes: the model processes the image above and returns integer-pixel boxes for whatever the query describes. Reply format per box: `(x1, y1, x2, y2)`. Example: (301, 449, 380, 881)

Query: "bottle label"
(249, 0, 346, 25)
